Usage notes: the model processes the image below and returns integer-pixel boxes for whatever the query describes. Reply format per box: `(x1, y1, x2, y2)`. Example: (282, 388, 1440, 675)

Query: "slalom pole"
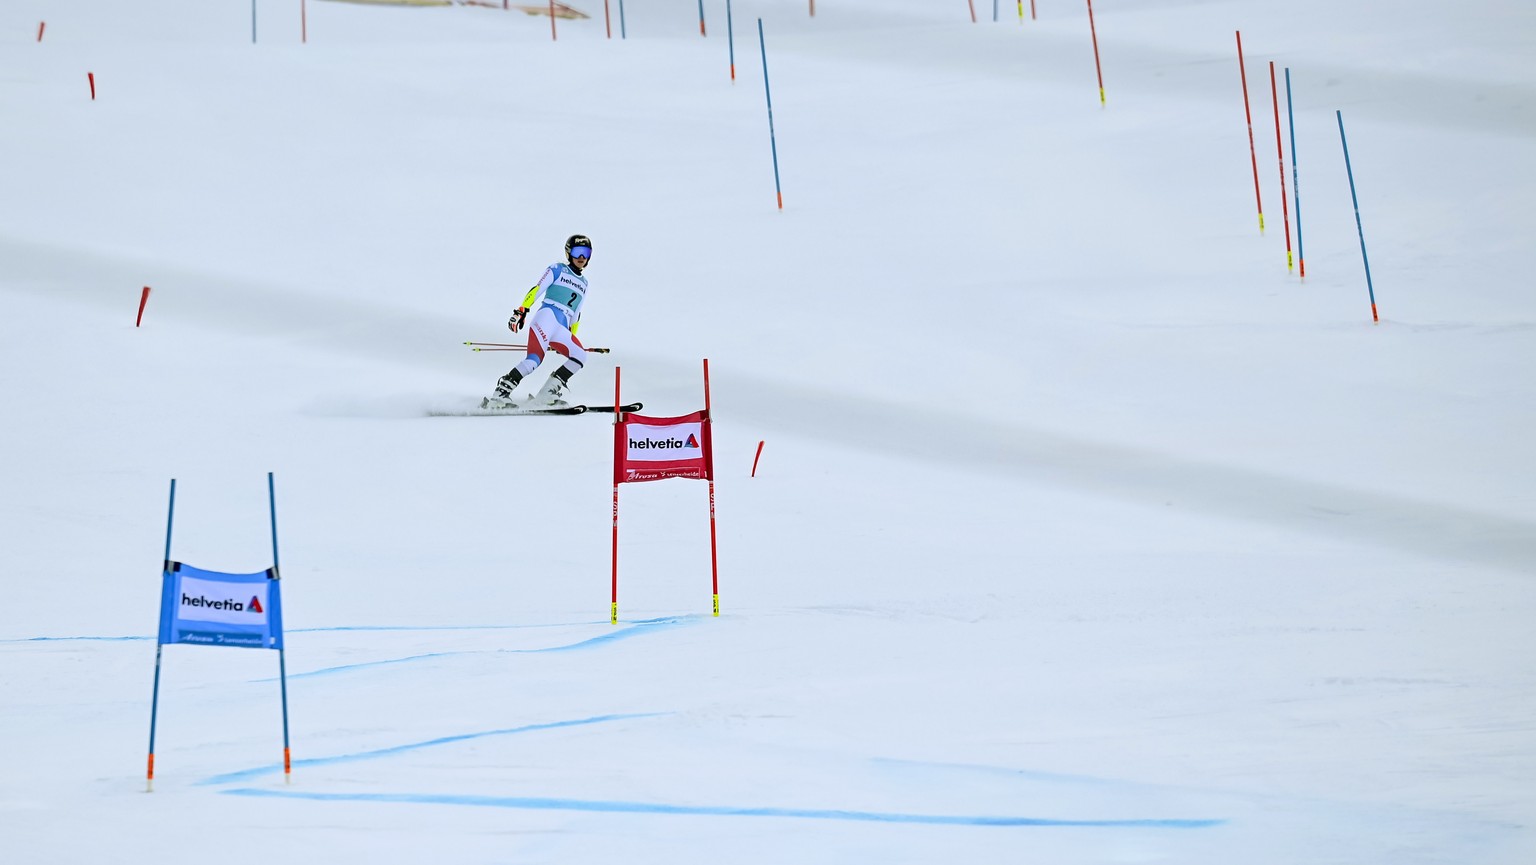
(1236, 31, 1264, 233)
(464, 342, 611, 353)
(1286, 67, 1306, 278)
(604, 0, 611, 38)
(727, 0, 736, 81)
(697, 0, 706, 36)
(1018, 1, 1023, 24)
(1031, 0, 1037, 20)
(968, 0, 976, 24)
(302, 0, 307, 44)
(1337, 110, 1379, 323)
(1269, 62, 1294, 272)
(1086, 0, 1105, 106)
(136, 286, 152, 327)
(550, 0, 557, 41)
(993, 0, 998, 23)
(758, 19, 785, 210)
(147, 478, 177, 792)
(252, 0, 257, 44)
(268, 472, 292, 782)
(611, 368, 622, 624)
(704, 359, 719, 617)
(619, 0, 626, 38)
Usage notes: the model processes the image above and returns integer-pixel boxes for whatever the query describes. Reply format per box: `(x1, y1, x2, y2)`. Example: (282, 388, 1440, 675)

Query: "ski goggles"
(569, 246, 591, 259)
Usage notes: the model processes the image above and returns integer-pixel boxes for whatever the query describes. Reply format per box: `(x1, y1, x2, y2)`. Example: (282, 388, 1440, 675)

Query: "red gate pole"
(704, 359, 719, 616)
(611, 367, 621, 624)
(1269, 61, 1295, 272)
(1237, 31, 1264, 234)
(1087, 0, 1105, 106)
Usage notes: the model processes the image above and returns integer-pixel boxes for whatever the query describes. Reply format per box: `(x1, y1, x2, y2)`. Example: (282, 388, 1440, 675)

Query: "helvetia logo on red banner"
(628, 435, 699, 450)
(248, 596, 264, 614)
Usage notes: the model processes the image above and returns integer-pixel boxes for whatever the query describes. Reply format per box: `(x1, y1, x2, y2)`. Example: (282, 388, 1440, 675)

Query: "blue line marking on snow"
(4, 635, 150, 642)
(197, 712, 666, 786)
(503, 615, 696, 653)
(3, 616, 694, 645)
(274, 616, 695, 679)
(220, 788, 1225, 828)
(277, 650, 477, 680)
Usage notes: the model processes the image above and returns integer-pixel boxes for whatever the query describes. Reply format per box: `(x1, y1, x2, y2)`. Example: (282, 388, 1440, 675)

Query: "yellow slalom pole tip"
(610, 602, 619, 624)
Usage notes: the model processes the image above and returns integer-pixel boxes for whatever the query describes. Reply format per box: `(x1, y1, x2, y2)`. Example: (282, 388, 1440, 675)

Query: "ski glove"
(507, 307, 528, 333)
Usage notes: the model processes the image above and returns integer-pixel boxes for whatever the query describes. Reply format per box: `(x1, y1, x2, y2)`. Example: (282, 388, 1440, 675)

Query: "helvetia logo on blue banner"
(161, 569, 282, 649)
(178, 580, 267, 622)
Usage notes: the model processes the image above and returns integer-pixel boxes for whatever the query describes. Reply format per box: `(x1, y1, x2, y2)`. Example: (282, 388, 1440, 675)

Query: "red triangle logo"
(248, 595, 264, 614)
(686, 434, 699, 448)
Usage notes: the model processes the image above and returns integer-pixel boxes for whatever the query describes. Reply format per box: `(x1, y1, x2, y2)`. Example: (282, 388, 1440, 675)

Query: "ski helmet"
(565, 234, 592, 262)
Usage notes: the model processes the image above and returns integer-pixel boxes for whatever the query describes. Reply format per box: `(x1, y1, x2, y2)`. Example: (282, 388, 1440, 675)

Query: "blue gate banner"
(157, 562, 284, 649)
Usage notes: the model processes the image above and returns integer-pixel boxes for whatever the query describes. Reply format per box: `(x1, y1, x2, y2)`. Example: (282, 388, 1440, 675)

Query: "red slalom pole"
(1269, 61, 1295, 272)
(38, 22, 46, 42)
(704, 359, 719, 617)
(750, 441, 764, 477)
(1236, 31, 1264, 234)
(611, 366, 622, 624)
(136, 286, 152, 326)
(88, 72, 96, 100)
(550, 0, 557, 41)
(1087, 0, 1106, 106)
(604, 0, 611, 38)
(302, 0, 308, 44)
(968, 0, 977, 24)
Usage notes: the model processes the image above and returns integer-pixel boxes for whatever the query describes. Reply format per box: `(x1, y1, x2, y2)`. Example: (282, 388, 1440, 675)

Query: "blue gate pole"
(1285, 68, 1305, 278)
(268, 472, 293, 782)
(146, 478, 176, 791)
(759, 19, 784, 210)
(1336, 110, 1379, 323)
(727, 0, 736, 81)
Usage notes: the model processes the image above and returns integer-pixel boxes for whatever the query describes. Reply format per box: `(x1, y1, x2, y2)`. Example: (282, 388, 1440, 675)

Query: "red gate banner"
(613, 410, 713, 484)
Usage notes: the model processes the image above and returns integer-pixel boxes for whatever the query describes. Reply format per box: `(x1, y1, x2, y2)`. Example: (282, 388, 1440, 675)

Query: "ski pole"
(464, 342, 611, 353)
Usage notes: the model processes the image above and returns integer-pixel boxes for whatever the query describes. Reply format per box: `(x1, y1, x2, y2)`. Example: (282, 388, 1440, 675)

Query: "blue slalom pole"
(268, 472, 293, 782)
(146, 478, 176, 791)
(619, 0, 626, 39)
(1285, 68, 1305, 278)
(697, 0, 707, 36)
(1336, 110, 1379, 323)
(727, 0, 736, 81)
(758, 19, 784, 210)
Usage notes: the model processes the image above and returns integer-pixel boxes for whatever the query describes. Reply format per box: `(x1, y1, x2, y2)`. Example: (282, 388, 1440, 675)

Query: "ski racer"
(484, 234, 592, 408)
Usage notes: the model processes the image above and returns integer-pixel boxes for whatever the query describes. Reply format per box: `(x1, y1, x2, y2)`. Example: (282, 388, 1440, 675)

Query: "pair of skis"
(452, 340, 636, 416)
(475, 400, 643, 417)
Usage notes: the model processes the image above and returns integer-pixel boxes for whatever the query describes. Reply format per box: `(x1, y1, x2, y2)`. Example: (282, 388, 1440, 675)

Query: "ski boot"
(481, 370, 524, 409)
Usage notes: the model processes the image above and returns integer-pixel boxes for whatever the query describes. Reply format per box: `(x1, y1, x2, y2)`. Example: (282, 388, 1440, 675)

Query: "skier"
(483, 234, 593, 409)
